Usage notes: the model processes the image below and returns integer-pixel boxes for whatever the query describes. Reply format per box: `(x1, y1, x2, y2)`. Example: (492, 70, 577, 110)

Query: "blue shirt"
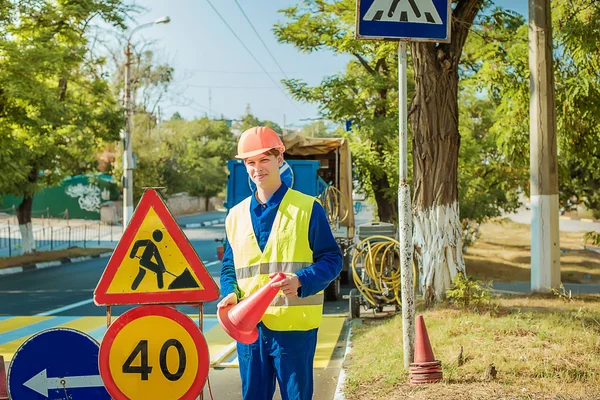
(220, 183, 342, 300)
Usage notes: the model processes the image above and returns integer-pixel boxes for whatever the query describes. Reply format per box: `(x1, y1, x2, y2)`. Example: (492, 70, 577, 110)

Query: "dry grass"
(344, 296, 600, 400)
(0, 247, 111, 269)
(465, 220, 600, 283)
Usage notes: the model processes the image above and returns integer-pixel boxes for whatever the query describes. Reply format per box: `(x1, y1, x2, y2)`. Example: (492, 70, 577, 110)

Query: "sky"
(126, 0, 528, 128)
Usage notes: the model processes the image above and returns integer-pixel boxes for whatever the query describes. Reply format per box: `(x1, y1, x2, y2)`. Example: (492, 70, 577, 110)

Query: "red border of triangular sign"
(94, 189, 220, 305)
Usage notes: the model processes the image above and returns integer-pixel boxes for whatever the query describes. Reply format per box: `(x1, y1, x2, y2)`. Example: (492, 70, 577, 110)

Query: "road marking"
(315, 317, 346, 368)
(36, 298, 95, 316)
(0, 315, 347, 367)
(35, 261, 220, 317)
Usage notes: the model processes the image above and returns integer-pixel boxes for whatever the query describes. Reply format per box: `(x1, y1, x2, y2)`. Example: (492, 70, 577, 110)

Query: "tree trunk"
(372, 175, 396, 222)
(17, 169, 38, 254)
(410, 45, 464, 304)
(409, 0, 484, 305)
(205, 196, 210, 212)
(17, 194, 35, 254)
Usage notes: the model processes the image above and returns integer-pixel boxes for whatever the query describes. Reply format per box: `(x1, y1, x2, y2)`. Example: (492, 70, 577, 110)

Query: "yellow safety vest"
(225, 188, 323, 331)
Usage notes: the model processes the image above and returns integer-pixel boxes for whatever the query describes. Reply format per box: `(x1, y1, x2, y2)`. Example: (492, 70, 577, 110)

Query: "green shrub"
(446, 274, 493, 309)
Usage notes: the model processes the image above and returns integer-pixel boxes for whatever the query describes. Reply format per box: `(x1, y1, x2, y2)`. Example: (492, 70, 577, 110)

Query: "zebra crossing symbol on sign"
(363, 0, 442, 24)
(356, 0, 450, 42)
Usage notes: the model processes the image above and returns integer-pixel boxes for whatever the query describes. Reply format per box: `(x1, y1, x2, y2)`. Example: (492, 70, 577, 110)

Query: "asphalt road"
(0, 210, 353, 400)
(0, 210, 351, 317)
(0, 212, 228, 317)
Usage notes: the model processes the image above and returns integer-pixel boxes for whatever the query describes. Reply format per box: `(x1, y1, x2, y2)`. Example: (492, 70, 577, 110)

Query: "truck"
(224, 132, 355, 301)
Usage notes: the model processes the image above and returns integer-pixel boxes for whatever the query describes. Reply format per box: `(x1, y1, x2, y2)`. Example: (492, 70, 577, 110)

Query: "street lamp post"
(122, 16, 170, 230)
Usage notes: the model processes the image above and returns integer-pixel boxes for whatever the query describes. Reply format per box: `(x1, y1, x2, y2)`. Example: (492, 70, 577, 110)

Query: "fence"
(0, 222, 121, 257)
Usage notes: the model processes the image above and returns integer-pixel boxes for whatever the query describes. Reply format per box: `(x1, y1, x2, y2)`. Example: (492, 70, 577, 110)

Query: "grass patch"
(345, 296, 600, 399)
(465, 219, 600, 283)
(0, 247, 112, 269)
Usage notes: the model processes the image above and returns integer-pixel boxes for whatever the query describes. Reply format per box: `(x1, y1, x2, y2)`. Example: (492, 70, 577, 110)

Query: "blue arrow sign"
(356, 0, 451, 42)
(8, 328, 110, 400)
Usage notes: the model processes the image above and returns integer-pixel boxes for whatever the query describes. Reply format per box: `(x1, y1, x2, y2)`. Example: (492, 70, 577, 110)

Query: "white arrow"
(23, 369, 104, 398)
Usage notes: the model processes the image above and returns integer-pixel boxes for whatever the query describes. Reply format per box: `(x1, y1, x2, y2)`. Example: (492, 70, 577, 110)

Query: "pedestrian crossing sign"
(356, 0, 451, 42)
(94, 189, 220, 306)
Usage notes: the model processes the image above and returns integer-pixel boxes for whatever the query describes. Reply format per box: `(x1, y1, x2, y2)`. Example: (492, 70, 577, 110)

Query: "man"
(218, 126, 342, 400)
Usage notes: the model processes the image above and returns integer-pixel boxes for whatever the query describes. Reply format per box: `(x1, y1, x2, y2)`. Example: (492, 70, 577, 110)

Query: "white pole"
(529, 0, 560, 291)
(123, 41, 134, 231)
(398, 41, 414, 370)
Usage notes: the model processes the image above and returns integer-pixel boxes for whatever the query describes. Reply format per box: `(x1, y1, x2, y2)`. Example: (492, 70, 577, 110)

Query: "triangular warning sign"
(94, 189, 220, 305)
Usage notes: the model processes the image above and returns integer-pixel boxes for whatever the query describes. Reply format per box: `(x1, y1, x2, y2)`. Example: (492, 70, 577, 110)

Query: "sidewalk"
(493, 281, 600, 295)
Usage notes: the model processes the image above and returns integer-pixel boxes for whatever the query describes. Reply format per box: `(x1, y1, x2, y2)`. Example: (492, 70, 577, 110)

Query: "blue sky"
(130, 0, 528, 127)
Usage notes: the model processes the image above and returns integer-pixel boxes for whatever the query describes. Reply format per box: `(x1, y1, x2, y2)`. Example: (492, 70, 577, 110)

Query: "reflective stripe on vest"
(225, 188, 323, 331)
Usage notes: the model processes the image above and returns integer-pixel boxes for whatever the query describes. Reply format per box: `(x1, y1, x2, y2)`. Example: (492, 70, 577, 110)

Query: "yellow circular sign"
(99, 306, 209, 400)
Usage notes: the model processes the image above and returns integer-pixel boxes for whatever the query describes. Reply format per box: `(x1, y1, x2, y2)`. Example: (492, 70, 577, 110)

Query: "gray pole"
(529, 0, 560, 291)
(120, 17, 170, 231)
(398, 41, 415, 369)
(122, 41, 134, 231)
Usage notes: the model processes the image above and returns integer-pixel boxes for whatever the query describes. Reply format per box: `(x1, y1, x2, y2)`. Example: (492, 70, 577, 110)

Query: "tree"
(0, 0, 131, 252)
(236, 108, 283, 134)
(162, 118, 236, 209)
(300, 120, 334, 137)
(275, 0, 487, 304)
(464, 2, 600, 219)
(458, 88, 526, 251)
(170, 111, 184, 120)
(118, 117, 236, 208)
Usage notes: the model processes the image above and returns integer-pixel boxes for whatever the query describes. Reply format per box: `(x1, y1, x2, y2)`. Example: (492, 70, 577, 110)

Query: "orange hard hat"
(236, 126, 285, 159)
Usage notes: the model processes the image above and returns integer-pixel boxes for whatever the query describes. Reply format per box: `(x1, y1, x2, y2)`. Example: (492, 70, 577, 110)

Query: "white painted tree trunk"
(413, 201, 465, 303)
(19, 223, 36, 254)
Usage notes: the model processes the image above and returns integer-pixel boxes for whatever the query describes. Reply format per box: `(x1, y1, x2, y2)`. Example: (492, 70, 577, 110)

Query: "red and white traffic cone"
(409, 315, 443, 384)
(218, 273, 286, 344)
(0, 354, 8, 400)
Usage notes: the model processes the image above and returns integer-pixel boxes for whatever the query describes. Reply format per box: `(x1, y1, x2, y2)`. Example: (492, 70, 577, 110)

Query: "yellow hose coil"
(319, 186, 349, 226)
(351, 235, 417, 307)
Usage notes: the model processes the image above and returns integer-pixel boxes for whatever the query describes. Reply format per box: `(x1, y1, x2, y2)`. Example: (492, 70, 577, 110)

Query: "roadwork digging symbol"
(94, 189, 219, 306)
(130, 229, 199, 291)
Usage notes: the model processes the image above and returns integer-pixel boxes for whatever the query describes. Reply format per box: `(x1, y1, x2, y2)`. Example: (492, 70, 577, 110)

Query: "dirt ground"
(465, 220, 600, 283)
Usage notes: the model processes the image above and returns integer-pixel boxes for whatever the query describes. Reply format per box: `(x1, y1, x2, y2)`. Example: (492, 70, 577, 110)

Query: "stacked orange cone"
(0, 355, 7, 400)
(409, 315, 443, 384)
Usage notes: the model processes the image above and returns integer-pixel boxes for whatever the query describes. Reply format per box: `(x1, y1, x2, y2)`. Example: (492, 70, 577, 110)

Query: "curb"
(333, 323, 353, 400)
(0, 252, 113, 277)
(560, 215, 600, 223)
(178, 218, 225, 229)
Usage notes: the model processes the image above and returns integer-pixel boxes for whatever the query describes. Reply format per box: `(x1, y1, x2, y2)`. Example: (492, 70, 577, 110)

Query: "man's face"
(244, 152, 283, 189)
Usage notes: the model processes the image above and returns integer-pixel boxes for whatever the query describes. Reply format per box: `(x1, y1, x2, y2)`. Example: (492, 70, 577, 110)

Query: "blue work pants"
(237, 323, 318, 400)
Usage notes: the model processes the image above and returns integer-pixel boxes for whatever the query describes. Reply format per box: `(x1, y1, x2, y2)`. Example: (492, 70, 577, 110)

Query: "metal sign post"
(356, 0, 452, 370)
(397, 40, 414, 370)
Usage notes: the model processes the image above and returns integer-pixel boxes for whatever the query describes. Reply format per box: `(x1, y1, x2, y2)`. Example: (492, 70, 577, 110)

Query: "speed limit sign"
(99, 305, 209, 400)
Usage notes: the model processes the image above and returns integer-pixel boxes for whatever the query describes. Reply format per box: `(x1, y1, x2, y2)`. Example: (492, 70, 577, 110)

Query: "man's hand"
(270, 273, 302, 297)
(217, 292, 238, 309)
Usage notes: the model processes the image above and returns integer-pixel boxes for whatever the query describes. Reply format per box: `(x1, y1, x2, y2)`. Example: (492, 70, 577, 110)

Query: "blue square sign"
(356, 0, 451, 42)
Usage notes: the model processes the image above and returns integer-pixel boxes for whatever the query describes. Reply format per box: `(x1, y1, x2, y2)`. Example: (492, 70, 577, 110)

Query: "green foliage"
(113, 116, 236, 202)
(584, 231, 600, 247)
(446, 274, 493, 309)
(458, 86, 526, 250)
(551, 284, 575, 302)
(236, 110, 282, 134)
(299, 120, 333, 138)
(0, 0, 132, 212)
(274, 0, 407, 222)
(463, 2, 600, 217)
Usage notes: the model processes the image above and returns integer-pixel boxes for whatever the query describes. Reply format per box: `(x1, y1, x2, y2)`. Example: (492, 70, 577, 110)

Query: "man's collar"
(251, 182, 289, 210)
